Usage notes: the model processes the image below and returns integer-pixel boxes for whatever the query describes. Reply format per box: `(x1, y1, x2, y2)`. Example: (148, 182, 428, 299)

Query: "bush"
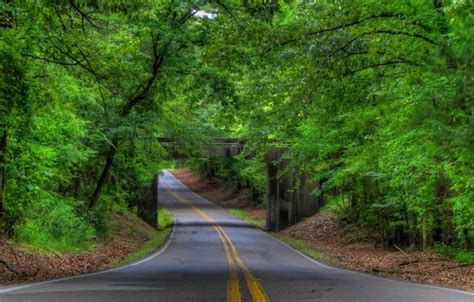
(433, 245, 474, 264)
(15, 194, 95, 252)
(190, 158, 267, 206)
(320, 194, 352, 221)
(158, 208, 173, 230)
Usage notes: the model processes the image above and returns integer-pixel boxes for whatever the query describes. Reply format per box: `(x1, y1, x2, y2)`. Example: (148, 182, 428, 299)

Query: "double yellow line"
(166, 187, 269, 302)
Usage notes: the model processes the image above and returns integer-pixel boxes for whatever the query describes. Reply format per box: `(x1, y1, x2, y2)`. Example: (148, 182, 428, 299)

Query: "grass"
(228, 208, 266, 228)
(227, 208, 334, 264)
(109, 208, 174, 267)
(433, 245, 474, 264)
(14, 241, 94, 257)
(112, 227, 173, 267)
(158, 208, 174, 229)
(272, 233, 334, 264)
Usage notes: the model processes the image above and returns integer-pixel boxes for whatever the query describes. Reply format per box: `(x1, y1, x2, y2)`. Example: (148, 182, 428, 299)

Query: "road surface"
(0, 170, 473, 301)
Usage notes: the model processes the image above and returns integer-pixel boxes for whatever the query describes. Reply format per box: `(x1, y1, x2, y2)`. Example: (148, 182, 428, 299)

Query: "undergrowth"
(272, 233, 333, 264)
(15, 194, 95, 253)
(433, 245, 474, 264)
(111, 227, 173, 267)
(228, 208, 265, 228)
(158, 208, 174, 229)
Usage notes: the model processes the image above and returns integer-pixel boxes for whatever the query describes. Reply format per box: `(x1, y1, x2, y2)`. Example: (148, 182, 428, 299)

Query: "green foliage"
(206, 0, 474, 251)
(15, 194, 95, 252)
(0, 0, 230, 252)
(272, 233, 333, 264)
(112, 227, 172, 267)
(0, 0, 472, 258)
(228, 208, 265, 228)
(192, 157, 267, 206)
(433, 245, 474, 264)
(158, 208, 174, 230)
(320, 195, 352, 221)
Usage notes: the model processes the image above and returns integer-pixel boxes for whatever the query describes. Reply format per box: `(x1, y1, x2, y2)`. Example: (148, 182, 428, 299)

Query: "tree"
(206, 0, 474, 249)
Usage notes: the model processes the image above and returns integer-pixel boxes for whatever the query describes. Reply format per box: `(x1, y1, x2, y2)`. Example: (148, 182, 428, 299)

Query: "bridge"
(151, 137, 323, 231)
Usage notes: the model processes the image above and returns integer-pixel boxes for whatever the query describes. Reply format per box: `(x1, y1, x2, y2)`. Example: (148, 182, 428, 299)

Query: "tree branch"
(52, 45, 106, 80)
(121, 35, 167, 117)
(279, 12, 405, 46)
(343, 59, 417, 76)
(326, 29, 434, 62)
(22, 53, 79, 66)
(365, 29, 434, 44)
(69, 0, 100, 30)
(0, 257, 26, 277)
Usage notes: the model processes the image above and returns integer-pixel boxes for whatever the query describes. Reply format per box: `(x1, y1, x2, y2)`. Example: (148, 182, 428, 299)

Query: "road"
(0, 170, 473, 301)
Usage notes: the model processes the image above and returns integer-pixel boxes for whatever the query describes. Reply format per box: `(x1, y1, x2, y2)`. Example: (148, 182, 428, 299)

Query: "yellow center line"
(217, 225, 269, 302)
(216, 228, 241, 302)
(164, 185, 269, 302)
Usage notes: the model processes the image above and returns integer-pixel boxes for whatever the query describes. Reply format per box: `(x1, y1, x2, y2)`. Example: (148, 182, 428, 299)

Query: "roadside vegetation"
(113, 227, 172, 267)
(272, 234, 333, 264)
(0, 0, 472, 288)
(228, 209, 265, 228)
(0, 208, 173, 285)
(158, 208, 174, 230)
(192, 0, 474, 258)
(0, 1, 222, 259)
(111, 209, 174, 267)
(188, 158, 267, 207)
(173, 167, 474, 291)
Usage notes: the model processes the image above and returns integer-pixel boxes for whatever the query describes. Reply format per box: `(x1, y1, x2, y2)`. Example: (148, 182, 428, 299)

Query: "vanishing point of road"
(0, 170, 473, 301)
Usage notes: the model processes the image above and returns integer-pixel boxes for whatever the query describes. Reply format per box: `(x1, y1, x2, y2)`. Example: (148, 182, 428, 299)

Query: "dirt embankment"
(171, 168, 474, 292)
(0, 212, 157, 286)
(282, 214, 474, 291)
(171, 168, 265, 219)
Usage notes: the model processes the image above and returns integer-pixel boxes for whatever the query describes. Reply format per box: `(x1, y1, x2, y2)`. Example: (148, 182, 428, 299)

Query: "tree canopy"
(0, 0, 472, 253)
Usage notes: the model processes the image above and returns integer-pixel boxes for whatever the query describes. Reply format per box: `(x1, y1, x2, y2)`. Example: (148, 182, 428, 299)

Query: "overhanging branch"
(343, 59, 418, 76)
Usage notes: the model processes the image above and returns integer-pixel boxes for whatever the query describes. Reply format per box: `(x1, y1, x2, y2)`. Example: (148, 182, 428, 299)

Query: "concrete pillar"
(266, 161, 278, 231)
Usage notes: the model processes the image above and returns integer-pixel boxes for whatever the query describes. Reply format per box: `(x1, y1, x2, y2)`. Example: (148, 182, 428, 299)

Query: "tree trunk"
(350, 177, 358, 223)
(87, 34, 170, 208)
(73, 175, 82, 200)
(0, 130, 7, 220)
(89, 138, 118, 208)
(422, 214, 428, 250)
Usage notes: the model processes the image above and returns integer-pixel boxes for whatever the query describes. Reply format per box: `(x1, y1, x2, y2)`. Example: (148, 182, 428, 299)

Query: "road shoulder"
(171, 167, 474, 293)
(0, 209, 173, 287)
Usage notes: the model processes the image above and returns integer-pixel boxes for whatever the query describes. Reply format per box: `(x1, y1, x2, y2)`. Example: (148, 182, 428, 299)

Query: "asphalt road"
(0, 170, 473, 301)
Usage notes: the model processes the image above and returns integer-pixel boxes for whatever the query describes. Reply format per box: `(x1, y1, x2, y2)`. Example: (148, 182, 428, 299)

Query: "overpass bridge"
(152, 137, 323, 231)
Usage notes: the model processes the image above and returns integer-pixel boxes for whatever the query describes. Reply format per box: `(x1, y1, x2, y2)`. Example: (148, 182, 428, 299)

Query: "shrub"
(15, 194, 95, 252)
(158, 208, 173, 229)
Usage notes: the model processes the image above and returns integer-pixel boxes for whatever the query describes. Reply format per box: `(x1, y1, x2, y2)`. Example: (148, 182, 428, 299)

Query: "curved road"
(0, 170, 473, 301)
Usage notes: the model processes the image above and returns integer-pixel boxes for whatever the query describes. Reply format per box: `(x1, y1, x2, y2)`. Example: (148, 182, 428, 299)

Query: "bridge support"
(133, 176, 159, 229)
(158, 137, 323, 231)
(265, 149, 322, 231)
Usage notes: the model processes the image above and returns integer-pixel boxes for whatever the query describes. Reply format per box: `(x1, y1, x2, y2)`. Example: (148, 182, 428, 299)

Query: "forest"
(0, 0, 473, 260)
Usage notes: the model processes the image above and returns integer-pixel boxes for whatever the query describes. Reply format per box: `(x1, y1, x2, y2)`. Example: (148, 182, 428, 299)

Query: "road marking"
(217, 229, 242, 302)
(163, 171, 474, 299)
(164, 184, 269, 302)
(217, 226, 269, 302)
(167, 171, 333, 271)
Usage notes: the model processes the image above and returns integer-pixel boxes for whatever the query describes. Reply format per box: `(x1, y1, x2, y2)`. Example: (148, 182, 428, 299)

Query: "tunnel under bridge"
(150, 137, 323, 232)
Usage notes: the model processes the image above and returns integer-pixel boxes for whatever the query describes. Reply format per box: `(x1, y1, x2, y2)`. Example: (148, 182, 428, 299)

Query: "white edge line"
(262, 231, 333, 270)
(165, 170, 332, 271)
(0, 222, 176, 294)
(164, 170, 474, 297)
